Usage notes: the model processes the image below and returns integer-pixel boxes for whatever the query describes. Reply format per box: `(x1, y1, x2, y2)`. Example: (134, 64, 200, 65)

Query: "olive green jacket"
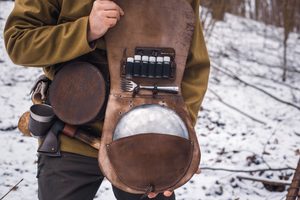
(4, 0, 210, 158)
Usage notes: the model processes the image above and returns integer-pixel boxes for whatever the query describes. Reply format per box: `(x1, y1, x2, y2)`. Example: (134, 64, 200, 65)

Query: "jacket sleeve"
(4, 0, 96, 67)
(182, 0, 210, 126)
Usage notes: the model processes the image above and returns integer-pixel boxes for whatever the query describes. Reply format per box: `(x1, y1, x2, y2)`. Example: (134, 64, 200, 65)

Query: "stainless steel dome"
(113, 104, 189, 140)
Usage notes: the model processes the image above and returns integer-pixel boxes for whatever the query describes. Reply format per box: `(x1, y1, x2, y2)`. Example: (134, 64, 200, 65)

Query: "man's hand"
(147, 168, 201, 199)
(148, 191, 173, 199)
(88, 0, 124, 42)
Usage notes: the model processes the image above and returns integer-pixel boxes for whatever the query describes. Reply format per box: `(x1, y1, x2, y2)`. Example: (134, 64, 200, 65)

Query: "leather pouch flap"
(107, 133, 193, 192)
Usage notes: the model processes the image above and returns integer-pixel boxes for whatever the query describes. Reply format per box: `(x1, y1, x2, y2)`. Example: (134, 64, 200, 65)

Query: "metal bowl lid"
(113, 104, 189, 140)
(49, 62, 106, 125)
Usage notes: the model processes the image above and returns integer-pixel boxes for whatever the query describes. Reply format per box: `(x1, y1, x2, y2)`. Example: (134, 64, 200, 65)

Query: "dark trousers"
(37, 152, 176, 200)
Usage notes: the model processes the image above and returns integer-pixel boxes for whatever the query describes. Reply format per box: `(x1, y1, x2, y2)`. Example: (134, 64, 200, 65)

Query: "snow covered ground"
(0, 2, 299, 200)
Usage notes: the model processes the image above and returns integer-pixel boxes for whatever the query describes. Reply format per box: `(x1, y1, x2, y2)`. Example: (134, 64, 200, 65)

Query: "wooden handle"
(17, 112, 101, 150)
(74, 129, 101, 150)
(63, 124, 100, 150)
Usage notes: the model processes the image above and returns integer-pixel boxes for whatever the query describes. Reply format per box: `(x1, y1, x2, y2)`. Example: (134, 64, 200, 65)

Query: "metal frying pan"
(49, 62, 107, 125)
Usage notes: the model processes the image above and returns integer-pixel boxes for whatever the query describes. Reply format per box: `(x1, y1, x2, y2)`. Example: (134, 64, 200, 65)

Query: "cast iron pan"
(49, 62, 106, 125)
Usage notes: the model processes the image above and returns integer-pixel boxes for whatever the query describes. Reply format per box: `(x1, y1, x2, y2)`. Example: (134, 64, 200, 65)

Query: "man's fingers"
(148, 192, 158, 198)
(96, 0, 124, 15)
(105, 18, 118, 27)
(148, 191, 173, 198)
(163, 191, 173, 197)
(103, 10, 121, 20)
(196, 168, 201, 174)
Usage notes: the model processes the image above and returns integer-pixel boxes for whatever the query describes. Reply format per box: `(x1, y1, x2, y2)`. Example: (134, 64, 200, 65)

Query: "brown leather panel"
(100, 94, 200, 193)
(105, 0, 195, 94)
(99, 0, 201, 194)
(107, 134, 193, 192)
(49, 62, 106, 125)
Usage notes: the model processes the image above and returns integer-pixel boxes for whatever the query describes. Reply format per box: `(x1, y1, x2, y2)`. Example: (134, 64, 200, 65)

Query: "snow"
(0, 2, 299, 200)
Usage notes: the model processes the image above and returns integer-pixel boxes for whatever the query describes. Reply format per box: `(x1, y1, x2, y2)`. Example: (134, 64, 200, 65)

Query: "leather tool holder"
(37, 120, 64, 157)
(120, 47, 176, 81)
(99, 0, 200, 194)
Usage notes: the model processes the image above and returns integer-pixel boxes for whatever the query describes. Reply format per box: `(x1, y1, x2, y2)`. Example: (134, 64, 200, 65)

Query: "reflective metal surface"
(113, 104, 189, 140)
(30, 104, 55, 123)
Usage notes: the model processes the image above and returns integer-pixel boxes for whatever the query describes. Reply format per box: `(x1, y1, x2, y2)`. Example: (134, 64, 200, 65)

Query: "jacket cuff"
(77, 16, 97, 53)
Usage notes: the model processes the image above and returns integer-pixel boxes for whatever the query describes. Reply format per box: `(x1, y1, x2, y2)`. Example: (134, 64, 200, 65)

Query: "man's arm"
(182, 0, 210, 126)
(4, 0, 96, 67)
